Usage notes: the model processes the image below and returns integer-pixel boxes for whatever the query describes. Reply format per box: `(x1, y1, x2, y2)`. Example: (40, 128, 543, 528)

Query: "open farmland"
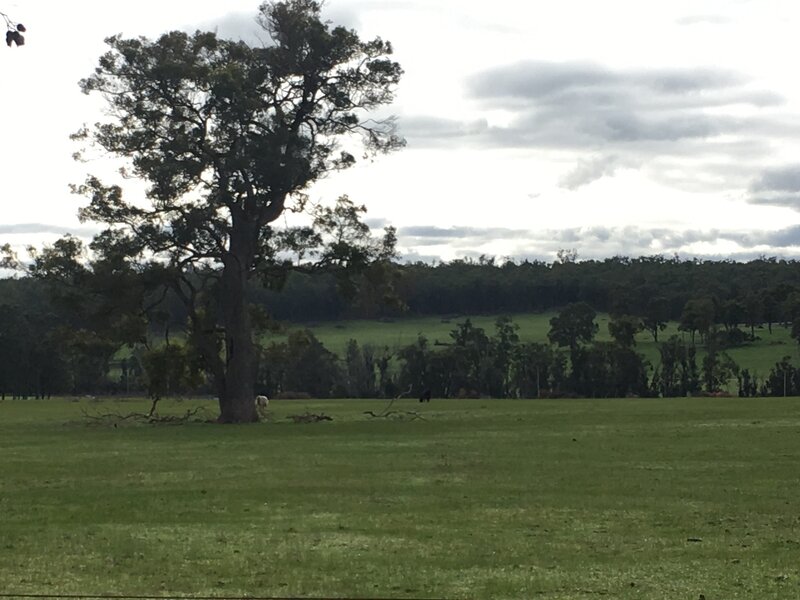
(2, 397, 800, 598)
(273, 312, 799, 380)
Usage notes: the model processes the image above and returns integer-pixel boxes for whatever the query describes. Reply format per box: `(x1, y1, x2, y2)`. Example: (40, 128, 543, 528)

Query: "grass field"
(273, 312, 800, 384)
(2, 397, 800, 598)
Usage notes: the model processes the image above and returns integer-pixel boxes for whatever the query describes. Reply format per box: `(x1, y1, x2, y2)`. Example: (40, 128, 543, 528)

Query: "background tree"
(492, 316, 519, 397)
(257, 330, 341, 398)
(640, 296, 670, 343)
(447, 319, 500, 397)
(720, 299, 745, 332)
(548, 302, 598, 352)
(397, 335, 432, 398)
(742, 291, 762, 340)
(71, 1, 403, 422)
(762, 357, 800, 396)
(140, 344, 204, 401)
(510, 342, 557, 398)
(343, 339, 377, 398)
(548, 302, 598, 391)
(608, 314, 642, 348)
(654, 335, 700, 397)
(678, 298, 715, 344)
(763, 284, 793, 334)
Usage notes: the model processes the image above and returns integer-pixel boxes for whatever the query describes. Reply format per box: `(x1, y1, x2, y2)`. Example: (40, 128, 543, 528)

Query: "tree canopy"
(68, 0, 404, 422)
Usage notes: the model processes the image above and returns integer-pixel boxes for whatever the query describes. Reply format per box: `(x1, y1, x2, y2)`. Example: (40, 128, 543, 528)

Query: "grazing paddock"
(269, 313, 800, 379)
(1, 397, 800, 598)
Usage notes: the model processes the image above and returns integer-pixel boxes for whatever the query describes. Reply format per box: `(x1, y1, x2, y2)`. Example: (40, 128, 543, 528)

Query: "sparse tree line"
(4, 265, 800, 400)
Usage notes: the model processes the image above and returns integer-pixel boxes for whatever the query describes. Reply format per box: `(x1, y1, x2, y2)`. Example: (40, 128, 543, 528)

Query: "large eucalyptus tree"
(73, 0, 403, 422)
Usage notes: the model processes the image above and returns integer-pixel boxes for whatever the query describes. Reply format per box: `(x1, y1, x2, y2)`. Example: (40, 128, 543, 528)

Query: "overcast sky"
(3, 0, 800, 263)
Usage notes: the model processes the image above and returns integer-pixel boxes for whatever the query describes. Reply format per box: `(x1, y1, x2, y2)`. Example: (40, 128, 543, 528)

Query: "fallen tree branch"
(81, 403, 213, 426)
(363, 409, 425, 421)
(363, 385, 426, 420)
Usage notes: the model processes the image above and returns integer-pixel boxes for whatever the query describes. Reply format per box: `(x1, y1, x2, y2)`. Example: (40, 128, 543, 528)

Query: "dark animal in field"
(419, 389, 431, 403)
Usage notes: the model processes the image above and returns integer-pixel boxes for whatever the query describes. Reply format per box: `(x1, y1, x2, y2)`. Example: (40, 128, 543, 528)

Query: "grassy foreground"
(2, 397, 800, 599)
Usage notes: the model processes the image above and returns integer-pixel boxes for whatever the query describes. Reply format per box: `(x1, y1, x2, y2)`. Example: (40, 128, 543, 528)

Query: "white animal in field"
(255, 395, 270, 417)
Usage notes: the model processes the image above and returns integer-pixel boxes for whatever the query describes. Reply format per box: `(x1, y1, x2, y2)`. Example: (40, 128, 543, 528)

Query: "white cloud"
(5, 0, 800, 263)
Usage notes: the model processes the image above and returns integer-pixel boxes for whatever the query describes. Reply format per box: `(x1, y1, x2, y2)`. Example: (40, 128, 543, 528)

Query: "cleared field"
(2, 397, 800, 598)
(297, 313, 559, 355)
(276, 313, 799, 380)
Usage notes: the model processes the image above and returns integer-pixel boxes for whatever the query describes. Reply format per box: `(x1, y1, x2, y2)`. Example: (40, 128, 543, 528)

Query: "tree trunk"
(217, 221, 258, 424)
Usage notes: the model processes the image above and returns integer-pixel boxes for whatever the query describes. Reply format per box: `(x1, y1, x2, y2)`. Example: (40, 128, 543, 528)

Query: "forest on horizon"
(4, 253, 800, 402)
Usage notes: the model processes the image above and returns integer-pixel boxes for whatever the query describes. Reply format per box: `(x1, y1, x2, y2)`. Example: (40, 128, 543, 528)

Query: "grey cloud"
(754, 225, 800, 247)
(0, 223, 100, 236)
(465, 110, 748, 154)
(398, 116, 489, 143)
(747, 165, 800, 210)
(468, 61, 746, 104)
(403, 61, 782, 153)
(400, 226, 459, 238)
(597, 112, 721, 142)
(750, 165, 800, 193)
(396, 223, 800, 263)
(399, 225, 532, 242)
(402, 59, 792, 191)
(748, 194, 800, 209)
(469, 61, 612, 101)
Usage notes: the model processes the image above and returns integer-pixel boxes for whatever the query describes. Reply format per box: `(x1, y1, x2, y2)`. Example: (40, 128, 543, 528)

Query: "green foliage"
(257, 329, 341, 397)
(570, 342, 650, 398)
(608, 314, 643, 347)
(12, 256, 800, 400)
(396, 334, 432, 396)
(392, 315, 649, 399)
(548, 302, 598, 350)
(762, 356, 800, 396)
(701, 347, 739, 394)
(494, 316, 520, 396)
(67, 0, 404, 421)
(679, 297, 716, 343)
(343, 339, 377, 398)
(720, 298, 745, 331)
(0, 302, 71, 398)
(140, 344, 204, 400)
(640, 296, 670, 342)
(510, 342, 564, 398)
(653, 335, 700, 397)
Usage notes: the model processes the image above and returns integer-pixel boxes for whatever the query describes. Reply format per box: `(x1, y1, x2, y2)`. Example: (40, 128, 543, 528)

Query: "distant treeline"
(255, 256, 800, 323)
(4, 255, 800, 400)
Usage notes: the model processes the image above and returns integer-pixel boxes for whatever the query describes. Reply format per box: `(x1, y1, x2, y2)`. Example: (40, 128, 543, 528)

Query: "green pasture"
(274, 312, 799, 380)
(298, 313, 558, 353)
(2, 397, 800, 598)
